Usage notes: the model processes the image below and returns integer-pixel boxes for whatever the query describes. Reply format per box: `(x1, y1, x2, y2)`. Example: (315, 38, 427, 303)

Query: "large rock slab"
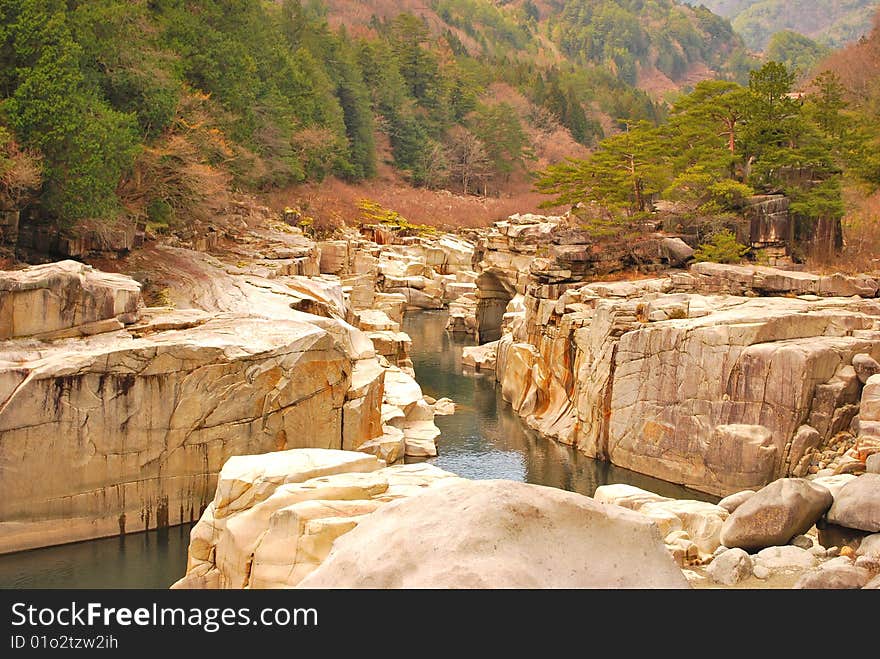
(720, 479, 833, 551)
(0, 260, 142, 339)
(172, 450, 461, 589)
(299, 479, 690, 588)
(494, 277, 880, 496)
(826, 474, 880, 532)
(0, 315, 362, 554)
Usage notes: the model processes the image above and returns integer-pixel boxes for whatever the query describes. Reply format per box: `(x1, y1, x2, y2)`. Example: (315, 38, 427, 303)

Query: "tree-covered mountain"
(682, 0, 879, 50)
(1, 0, 755, 238)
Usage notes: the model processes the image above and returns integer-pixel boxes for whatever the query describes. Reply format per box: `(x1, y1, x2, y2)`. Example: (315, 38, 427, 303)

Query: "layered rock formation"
(172, 449, 462, 589)
(488, 261, 880, 496)
(0, 233, 451, 552)
(175, 449, 689, 589)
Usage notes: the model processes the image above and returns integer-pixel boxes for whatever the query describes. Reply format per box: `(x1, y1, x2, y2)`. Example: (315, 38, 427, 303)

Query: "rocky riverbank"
(0, 222, 473, 552)
(173, 446, 879, 589)
(461, 213, 880, 496)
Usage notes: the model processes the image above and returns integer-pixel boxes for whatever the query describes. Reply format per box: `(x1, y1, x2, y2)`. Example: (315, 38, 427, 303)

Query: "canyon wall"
(477, 227, 880, 497)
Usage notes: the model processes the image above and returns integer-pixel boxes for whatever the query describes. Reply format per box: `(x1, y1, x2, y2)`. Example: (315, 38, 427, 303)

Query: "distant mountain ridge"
(681, 0, 879, 49)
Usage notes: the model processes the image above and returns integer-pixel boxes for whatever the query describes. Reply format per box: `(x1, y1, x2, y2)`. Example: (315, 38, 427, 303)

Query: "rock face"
(826, 474, 880, 532)
(720, 479, 833, 551)
(299, 479, 690, 589)
(0, 260, 142, 339)
(489, 260, 880, 496)
(0, 312, 364, 554)
(0, 250, 439, 553)
(172, 449, 461, 589)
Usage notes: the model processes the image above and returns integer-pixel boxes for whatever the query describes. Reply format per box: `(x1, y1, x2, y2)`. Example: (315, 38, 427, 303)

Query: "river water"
(0, 310, 712, 589)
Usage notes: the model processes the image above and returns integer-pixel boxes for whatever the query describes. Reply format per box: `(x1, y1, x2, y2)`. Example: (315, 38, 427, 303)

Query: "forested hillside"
(683, 0, 879, 50)
(536, 43, 880, 260)
(0, 0, 752, 240)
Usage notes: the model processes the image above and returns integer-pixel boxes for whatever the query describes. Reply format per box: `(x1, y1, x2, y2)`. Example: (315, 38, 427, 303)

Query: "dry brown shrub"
(0, 129, 42, 207)
(119, 89, 232, 224)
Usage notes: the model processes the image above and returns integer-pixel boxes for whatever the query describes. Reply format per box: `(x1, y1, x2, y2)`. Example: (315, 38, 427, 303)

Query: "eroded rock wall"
(494, 264, 880, 497)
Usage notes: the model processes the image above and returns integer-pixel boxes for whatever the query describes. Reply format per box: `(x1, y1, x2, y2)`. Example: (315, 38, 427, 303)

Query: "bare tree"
(444, 126, 491, 195)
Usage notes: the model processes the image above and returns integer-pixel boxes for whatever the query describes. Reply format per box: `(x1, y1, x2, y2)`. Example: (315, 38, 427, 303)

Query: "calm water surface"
(1, 310, 712, 588)
(406, 311, 715, 501)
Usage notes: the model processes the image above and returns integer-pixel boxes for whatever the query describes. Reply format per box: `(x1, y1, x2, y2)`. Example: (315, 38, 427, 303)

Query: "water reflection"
(404, 311, 716, 502)
(0, 523, 192, 589)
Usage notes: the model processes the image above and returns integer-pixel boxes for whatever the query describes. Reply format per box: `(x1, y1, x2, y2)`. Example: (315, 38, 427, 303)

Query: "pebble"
(753, 565, 770, 580)
(840, 546, 855, 558)
(826, 546, 841, 558)
(809, 544, 828, 557)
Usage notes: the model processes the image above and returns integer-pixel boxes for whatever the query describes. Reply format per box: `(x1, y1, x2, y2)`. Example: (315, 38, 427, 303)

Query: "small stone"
(853, 353, 880, 384)
(754, 545, 817, 570)
(753, 564, 770, 579)
(826, 546, 841, 557)
(790, 535, 813, 550)
(821, 555, 854, 569)
(841, 546, 855, 558)
(809, 544, 828, 557)
(795, 565, 871, 589)
(706, 547, 753, 586)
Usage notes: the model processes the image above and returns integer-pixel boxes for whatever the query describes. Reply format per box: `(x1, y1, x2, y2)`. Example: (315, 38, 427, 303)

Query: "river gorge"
(1, 213, 879, 589)
(0, 310, 711, 588)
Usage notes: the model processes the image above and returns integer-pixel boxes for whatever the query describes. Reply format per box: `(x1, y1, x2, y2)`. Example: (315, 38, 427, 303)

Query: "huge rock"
(0, 314, 364, 554)
(826, 474, 880, 532)
(0, 259, 141, 339)
(0, 253, 418, 554)
(494, 278, 880, 496)
(720, 479, 833, 551)
(172, 449, 462, 589)
(299, 480, 690, 589)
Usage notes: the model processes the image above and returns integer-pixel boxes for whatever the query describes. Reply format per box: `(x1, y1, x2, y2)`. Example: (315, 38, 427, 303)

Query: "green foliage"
(468, 103, 531, 179)
(535, 121, 668, 215)
(765, 31, 829, 77)
(1, 0, 140, 223)
(146, 197, 173, 231)
(704, 179, 755, 210)
(549, 0, 745, 85)
(535, 57, 872, 250)
(693, 229, 750, 263)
